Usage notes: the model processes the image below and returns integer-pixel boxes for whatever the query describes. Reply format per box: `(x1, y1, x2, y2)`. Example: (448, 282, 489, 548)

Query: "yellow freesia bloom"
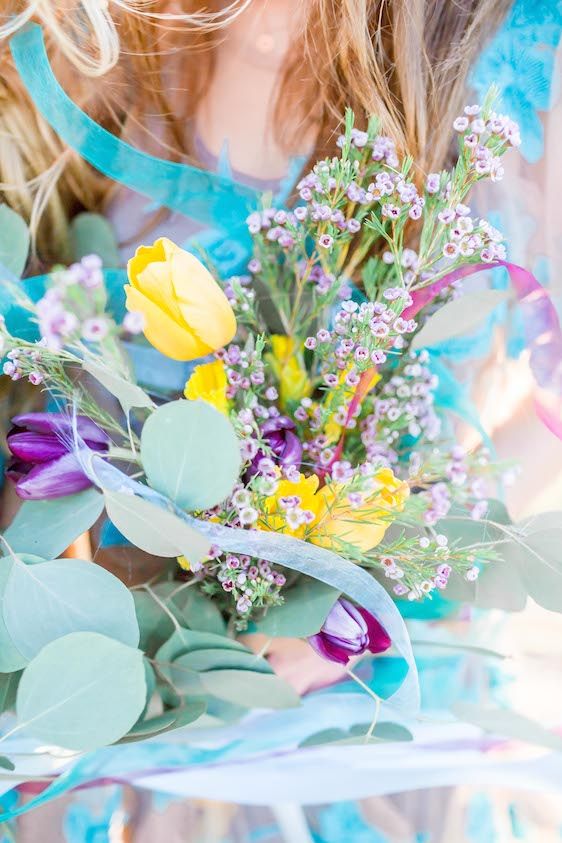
(125, 237, 236, 361)
(184, 359, 229, 415)
(260, 468, 408, 553)
(267, 335, 312, 408)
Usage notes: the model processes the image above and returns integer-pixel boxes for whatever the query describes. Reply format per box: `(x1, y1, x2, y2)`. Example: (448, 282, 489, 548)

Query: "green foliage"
(16, 632, 146, 751)
(0, 205, 30, 278)
(412, 289, 510, 350)
(2, 490, 104, 559)
(3, 556, 139, 660)
(141, 400, 241, 511)
(252, 577, 339, 638)
(104, 491, 210, 566)
(69, 213, 120, 267)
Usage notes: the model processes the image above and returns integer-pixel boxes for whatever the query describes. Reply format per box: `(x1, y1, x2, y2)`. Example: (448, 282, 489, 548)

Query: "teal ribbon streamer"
(10, 24, 260, 236)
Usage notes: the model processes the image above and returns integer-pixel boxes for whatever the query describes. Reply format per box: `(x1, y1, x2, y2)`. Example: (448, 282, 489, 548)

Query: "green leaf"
(83, 359, 154, 416)
(104, 491, 210, 565)
(0, 756, 15, 772)
(3, 557, 140, 660)
(412, 289, 510, 350)
(120, 700, 207, 743)
(0, 204, 30, 278)
(300, 721, 413, 747)
(452, 702, 562, 752)
(3, 489, 104, 559)
(162, 585, 226, 635)
(133, 591, 175, 655)
(155, 628, 246, 664)
(141, 400, 241, 511)
(510, 527, 562, 613)
(69, 212, 120, 267)
(0, 555, 44, 672)
(253, 577, 339, 638)
(199, 669, 300, 709)
(0, 672, 21, 714)
(16, 632, 146, 751)
(177, 647, 272, 674)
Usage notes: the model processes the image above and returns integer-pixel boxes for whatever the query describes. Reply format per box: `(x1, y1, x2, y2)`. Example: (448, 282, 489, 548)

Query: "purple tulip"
(6, 413, 109, 500)
(308, 598, 391, 665)
(247, 416, 303, 478)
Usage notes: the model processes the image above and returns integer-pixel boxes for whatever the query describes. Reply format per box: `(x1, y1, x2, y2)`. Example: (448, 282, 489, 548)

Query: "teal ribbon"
(10, 24, 260, 237)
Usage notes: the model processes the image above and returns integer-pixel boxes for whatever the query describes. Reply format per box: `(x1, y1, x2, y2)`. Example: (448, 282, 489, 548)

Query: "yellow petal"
(125, 285, 212, 361)
(127, 239, 183, 324)
(184, 359, 229, 414)
(171, 249, 237, 350)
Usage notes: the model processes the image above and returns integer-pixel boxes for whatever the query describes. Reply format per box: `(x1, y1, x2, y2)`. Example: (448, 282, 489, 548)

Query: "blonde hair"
(0, 0, 512, 265)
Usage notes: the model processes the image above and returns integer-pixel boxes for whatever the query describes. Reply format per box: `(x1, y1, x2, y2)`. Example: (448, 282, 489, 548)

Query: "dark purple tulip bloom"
(247, 416, 303, 478)
(308, 598, 391, 665)
(6, 412, 109, 500)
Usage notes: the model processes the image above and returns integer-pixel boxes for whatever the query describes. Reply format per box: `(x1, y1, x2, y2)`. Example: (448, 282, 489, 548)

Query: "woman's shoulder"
(471, 0, 562, 163)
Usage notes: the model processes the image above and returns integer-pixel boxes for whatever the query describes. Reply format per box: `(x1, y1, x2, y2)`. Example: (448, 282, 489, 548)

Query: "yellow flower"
(267, 335, 311, 408)
(184, 359, 229, 415)
(125, 237, 236, 361)
(260, 468, 408, 553)
(314, 468, 409, 553)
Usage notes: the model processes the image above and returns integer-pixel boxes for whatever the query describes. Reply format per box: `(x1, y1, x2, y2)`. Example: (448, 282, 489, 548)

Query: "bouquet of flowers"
(0, 95, 560, 806)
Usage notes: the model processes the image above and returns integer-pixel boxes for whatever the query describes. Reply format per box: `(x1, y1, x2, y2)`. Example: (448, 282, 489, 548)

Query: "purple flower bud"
(308, 598, 391, 665)
(6, 412, 109, 501)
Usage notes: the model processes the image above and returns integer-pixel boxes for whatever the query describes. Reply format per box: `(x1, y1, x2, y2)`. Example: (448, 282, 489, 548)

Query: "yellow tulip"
(125, 237, 236, 361)
(260, 468, 408, 553)
(267, 335, 312, 408)
(184, 359, 229, 415)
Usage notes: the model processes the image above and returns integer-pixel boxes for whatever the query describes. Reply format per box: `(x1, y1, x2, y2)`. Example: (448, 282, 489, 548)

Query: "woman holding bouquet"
(1, 0, 561, 840)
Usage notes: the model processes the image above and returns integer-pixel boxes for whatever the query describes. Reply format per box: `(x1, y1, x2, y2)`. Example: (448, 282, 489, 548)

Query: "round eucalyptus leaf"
(4, 557, 140, 661)
(3, 490, 104, 560)
(141, 400, 241, 511)
(17, 632, 146, 751)
(104, 491, 210, 566)
(0, 204, 30, 278)
(178, 647, 272, 674)
(0, 555, 45, 672)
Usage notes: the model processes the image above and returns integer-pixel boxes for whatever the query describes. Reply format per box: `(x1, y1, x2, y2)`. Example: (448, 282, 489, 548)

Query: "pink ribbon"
(403, 261, 562, 440)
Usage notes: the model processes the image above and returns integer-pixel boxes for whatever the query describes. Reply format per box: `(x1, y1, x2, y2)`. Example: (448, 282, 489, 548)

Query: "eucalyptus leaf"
(155, 628, 246, 665)
(83, 359, 154, 416)
(69, 212, 120, 267)
(199, 669, 300, 709)
(0, 204, 30, 278)
(0, 672, 21, 714)
(163, 586, 226, 635)
(300, 721, 413, 748)
(3, 489, 104, 559)
(0, 555, 44, 672)
(253, 577, 339, 638)
(17, 632, 146, 751)
(104, 491, 210, 565)
(412, 289, 510, 350)
(452, 702, 562, 752)
(120, 700, 207, 743)
(141, 400, 241, 511)
(133, 591, 174, 655)
(510, 528, 562, 613)
(178, 647, 272, 674)
(4, 557, 140, 660)
(0, 756, 15, 772)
